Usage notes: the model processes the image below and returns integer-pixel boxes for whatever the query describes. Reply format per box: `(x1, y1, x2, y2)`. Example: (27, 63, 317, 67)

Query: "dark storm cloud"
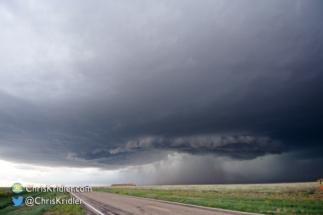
(105, 135, 285, 160)
(0, 0, 323, 182)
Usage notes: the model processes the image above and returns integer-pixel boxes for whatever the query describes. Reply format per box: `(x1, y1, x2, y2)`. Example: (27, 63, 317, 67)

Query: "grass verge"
(94, 182, 323, 215)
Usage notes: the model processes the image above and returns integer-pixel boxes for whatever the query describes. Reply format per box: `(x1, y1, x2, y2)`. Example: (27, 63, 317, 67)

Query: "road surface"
(71, 191, 260, 215)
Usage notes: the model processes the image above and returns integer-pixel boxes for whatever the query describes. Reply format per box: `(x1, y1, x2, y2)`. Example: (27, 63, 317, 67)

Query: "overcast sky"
(0, 0, 322, 186)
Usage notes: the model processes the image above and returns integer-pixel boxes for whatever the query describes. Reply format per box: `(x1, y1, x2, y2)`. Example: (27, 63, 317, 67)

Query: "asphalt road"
(71, 191, 260, 215)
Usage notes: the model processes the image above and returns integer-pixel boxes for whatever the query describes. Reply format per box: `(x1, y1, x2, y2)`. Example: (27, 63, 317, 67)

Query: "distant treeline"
(111, 183, 136, 187)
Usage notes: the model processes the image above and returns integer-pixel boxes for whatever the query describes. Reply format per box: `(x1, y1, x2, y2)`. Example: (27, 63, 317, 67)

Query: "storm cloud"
(0, 0, 322, 184)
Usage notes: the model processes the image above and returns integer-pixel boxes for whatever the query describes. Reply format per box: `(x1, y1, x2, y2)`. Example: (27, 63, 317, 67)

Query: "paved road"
(71, 192, 260, 215)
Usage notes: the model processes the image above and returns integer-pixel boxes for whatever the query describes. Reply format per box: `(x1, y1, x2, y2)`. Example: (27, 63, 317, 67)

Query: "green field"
(0, 187, 86, 215)
(94, 182, 323, 215)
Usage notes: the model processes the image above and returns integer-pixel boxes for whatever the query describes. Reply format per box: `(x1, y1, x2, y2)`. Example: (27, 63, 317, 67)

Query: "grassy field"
(0, 187, 86, 215)
(94, 182, 323, 215)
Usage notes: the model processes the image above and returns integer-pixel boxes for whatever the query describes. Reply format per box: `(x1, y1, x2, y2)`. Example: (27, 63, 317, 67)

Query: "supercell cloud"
(0, 0, 322, 184)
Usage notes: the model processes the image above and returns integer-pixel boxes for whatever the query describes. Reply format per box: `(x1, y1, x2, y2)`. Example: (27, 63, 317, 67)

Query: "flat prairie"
(94, 182, 323, 215)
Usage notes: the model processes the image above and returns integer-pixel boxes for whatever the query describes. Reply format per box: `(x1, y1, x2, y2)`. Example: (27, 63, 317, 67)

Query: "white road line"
(70, 192, 105, 215)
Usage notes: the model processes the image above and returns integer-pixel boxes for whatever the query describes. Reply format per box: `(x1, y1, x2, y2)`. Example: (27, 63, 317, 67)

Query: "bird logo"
(12, 196, 24, 207)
